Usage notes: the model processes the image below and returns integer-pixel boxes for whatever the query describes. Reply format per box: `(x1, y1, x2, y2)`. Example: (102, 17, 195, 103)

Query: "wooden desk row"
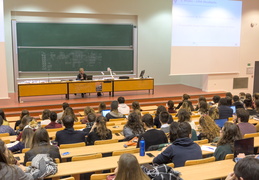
(18, 78, 154, 102)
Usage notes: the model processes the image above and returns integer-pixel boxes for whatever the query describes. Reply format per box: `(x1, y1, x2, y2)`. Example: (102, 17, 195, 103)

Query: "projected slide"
(0, 0, 4, 42)
(172, 0, 242, 47)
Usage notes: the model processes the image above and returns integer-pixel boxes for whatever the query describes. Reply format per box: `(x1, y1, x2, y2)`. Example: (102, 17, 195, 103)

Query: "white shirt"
(118, 103, 130, 115)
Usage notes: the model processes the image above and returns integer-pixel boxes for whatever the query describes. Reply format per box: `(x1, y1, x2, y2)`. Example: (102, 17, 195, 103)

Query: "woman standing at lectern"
(76, 68, 87, 97)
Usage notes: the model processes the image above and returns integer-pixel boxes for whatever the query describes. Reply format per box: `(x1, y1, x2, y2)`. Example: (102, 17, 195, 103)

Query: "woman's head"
(42, 109, 51, 120)
(19, 115, 33, 130)
(126, 112, 144, 135)
(177, 109, 191, 122)
(96, 116, 110, 140)
(0, 140, 9, 164)
(199, 115, 220, 142)
(181, 101, 191, 112)
(20, 110, 29, 120)
(110, 101, 119, 112)
(21, 128, 34, 148)
(62, 107, 77, 121)
(155, 105, 167, 116)
(31, 127, 50, 148)
(167, 100, 175, 109)
(98, 102, 106, 112)
(132, 101, 141, 111)
(84, 106, 95, 116)
(141, 114, 154, 128)
(218, 122, 242, 147)
(208, 107, 219, 120)
(199, 101, 208, 114)
(198, 96, 207, 103)
(115, 153, 149, 180)
(182, 94, 190, 100)
(0, 109, 6, 120)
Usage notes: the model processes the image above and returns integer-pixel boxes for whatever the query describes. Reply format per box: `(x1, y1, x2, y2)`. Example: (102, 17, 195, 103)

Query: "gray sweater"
(0, 162, 33, 180)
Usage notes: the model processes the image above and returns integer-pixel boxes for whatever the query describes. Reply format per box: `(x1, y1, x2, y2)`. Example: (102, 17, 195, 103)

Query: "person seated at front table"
(45, 112, 62, 129)
(105, 101, 125, 121)
(153, 122, 202, 167)
(235, 108, 256, 137)
(87, 116, 112, 145)
(117, 96, 130, 115)
(136, 114, 168, 150)
(76, 68, 87, 98)
(55, 115, 87, 146)
(214, 122, 242, 161)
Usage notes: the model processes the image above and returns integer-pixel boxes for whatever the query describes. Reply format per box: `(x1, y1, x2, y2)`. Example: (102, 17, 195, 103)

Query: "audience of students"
(80, 106, 95, 124)
(8, 128, 34, 153)
(137, 114, 168, 150)
(24, 127, 61, 165)
(198, 115, 220, 142)
(55, 115, 87, 146)
(0, 140, 33, 180)
(123, 112, 144, 139)
(154, 105, 173, 128)
(0, 109, 9, 126)
(14, 110, 29, 131)
(45, 112, 62, 129)
(57, 102, 69, 120)
(214, 122, 242, 161)
(0, 116, 15, 135)
(105, 101, 125, 121)
(167, 100, 177, 113)
(82, 113, 96, 135)
(40, 109, 51, 125)
(153, 122, 202, 167)
(117, 96, 130, 115)
(235, 108, 256, 137)
(218, 98, 233, 119)
(87, 116, 112, 145)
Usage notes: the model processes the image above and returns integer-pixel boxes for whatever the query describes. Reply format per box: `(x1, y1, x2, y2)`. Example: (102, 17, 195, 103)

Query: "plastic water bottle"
(140, 137, 145, 156)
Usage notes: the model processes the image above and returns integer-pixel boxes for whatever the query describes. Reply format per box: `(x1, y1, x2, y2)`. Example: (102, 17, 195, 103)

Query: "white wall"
(3, 0, 259, 95)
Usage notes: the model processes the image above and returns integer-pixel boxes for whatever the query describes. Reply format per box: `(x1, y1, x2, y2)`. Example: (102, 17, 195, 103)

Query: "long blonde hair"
(21, 128, 34, 148)
(96, 116, 110, 140)
(61, 107, 78, 122)
(115, 153, 150, 180)
(199, 115, 220, 142)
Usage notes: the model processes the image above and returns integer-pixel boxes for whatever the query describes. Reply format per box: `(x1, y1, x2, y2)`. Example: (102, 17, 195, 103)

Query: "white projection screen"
(170, 0, 242, 75)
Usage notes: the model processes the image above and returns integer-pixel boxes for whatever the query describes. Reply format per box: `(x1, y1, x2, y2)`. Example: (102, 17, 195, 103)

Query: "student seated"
(232, 95, 244, 109)
(40, 109, 51, 126)
(218, 98, 233, 119)
(14, 109, 29, 131)
(123, 112, 144, 139)
(153, 122, 202, 167)
(117, 96, 130, 115)
(214, 122, 242, 161)
(154, 105, 173, 128)
(167, 100, 177, 113)
(82, 113, 96, 135)
(55, 115, 87, 146)
(198, 115, 220, 142)
(24, 127, 61, 165)
(0, 140, 33, 180)
(45, 112, 62, 129)
(107, 153, 150, 180)
(87, 116, 112, 145)
(57, 102, 69, 120)
(244, 99, 257, 116)
(225, 156, 259, 180)
(0, 109, 9, 126)
(176, 94, 194, 111)
(80, 106, 95, 124)
(136, 114, 168, 150)
(0, 116, 16, 135)
(235, 108, 256, 137)
(160, 111, 170, 133)
(105, 101, 125, 121)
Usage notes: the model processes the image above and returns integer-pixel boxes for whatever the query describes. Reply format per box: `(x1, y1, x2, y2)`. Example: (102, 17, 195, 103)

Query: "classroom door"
(253, 61, 259, 93)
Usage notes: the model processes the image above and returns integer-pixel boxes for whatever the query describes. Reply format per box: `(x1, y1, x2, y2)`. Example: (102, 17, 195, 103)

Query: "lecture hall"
(0, 0, 259, 180)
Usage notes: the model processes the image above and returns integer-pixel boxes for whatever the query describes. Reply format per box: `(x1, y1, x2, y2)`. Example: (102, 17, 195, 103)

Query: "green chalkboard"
(16, 22, 134, 72)
(18, 48, 133, 72)
(17, 23, 133, 46)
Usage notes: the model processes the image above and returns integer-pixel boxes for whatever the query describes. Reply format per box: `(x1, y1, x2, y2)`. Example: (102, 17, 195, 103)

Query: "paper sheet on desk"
(201, 145, 216, 152)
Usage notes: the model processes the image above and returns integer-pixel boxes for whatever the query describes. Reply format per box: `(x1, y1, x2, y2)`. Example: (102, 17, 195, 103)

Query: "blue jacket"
(153, 137, 202, 167)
